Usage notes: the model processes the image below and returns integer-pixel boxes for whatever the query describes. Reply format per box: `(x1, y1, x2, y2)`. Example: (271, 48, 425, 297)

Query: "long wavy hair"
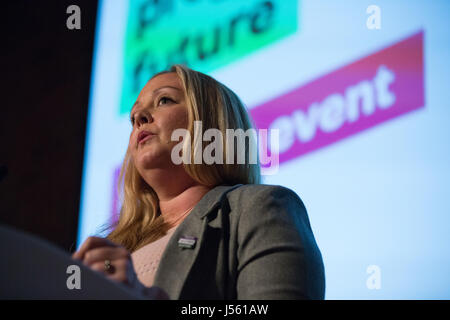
(106, 64, 261, 252)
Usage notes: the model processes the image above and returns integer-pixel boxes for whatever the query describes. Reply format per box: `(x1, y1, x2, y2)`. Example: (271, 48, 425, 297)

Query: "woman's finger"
(72, 236, 116, 261)
(90, 261, 107, 273)
(83, 246, 129, 266)
(89, 258, 129, 281)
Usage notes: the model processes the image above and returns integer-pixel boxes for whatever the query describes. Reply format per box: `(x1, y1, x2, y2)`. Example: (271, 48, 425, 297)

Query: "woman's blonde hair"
(106, 64, 261, 252)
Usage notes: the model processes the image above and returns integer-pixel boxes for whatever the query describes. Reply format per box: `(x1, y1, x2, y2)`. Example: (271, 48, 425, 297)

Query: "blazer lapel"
(152, 184, 243, 299)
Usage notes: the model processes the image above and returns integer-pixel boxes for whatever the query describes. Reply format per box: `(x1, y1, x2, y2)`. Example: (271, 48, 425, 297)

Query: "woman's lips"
(137, 131, 155, 144)
(138, 134, 155, 145)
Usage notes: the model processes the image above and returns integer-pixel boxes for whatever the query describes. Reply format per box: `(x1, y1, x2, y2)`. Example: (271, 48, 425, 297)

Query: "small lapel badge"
(178, 236, 197, 249)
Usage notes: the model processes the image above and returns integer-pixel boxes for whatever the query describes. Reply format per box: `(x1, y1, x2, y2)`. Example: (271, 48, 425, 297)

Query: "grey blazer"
(152, 183, 325, 300)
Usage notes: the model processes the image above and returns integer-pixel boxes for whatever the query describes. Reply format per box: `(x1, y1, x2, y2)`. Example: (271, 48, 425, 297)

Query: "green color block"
(120, 0, 299, 116)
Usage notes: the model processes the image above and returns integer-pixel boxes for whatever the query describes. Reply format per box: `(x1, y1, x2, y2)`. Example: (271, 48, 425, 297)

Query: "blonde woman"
(73, 65, 325, 299)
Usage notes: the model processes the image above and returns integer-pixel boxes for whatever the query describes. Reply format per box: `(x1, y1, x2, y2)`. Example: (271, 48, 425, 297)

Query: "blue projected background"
(78, 0, 450, 299)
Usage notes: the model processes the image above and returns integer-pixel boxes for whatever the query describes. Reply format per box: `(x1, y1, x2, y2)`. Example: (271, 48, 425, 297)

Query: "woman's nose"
(135, 111, 152, 127)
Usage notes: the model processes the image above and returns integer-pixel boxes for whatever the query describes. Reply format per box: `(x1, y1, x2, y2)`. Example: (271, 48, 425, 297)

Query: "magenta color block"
(250, 30, 425, 165)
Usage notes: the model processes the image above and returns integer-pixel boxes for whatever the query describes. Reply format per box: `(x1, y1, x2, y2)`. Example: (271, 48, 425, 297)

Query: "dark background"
(0, 1, 98, 251)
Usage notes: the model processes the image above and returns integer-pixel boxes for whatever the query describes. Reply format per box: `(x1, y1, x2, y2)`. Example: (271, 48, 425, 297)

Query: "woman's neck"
(158, 183, 212, 226)
(141, 166, 212, 226)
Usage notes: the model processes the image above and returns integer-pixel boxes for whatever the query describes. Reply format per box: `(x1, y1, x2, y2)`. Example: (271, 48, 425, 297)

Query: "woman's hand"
(72, 236, 137, 287)
(72, 236, 169, 299)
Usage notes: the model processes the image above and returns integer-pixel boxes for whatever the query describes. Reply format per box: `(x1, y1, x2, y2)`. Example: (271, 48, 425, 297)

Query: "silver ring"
(104, 259, 112, 272)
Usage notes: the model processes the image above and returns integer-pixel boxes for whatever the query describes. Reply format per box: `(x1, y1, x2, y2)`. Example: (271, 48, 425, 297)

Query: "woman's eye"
(130, 116, 135, 125)
(158, 96, 174, 106)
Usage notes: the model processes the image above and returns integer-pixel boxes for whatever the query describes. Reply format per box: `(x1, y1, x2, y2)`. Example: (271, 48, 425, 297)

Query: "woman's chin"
(135, 149, 166, 170)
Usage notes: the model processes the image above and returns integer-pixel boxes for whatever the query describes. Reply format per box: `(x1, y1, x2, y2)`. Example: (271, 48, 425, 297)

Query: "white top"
(131, 226, 178, 287)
